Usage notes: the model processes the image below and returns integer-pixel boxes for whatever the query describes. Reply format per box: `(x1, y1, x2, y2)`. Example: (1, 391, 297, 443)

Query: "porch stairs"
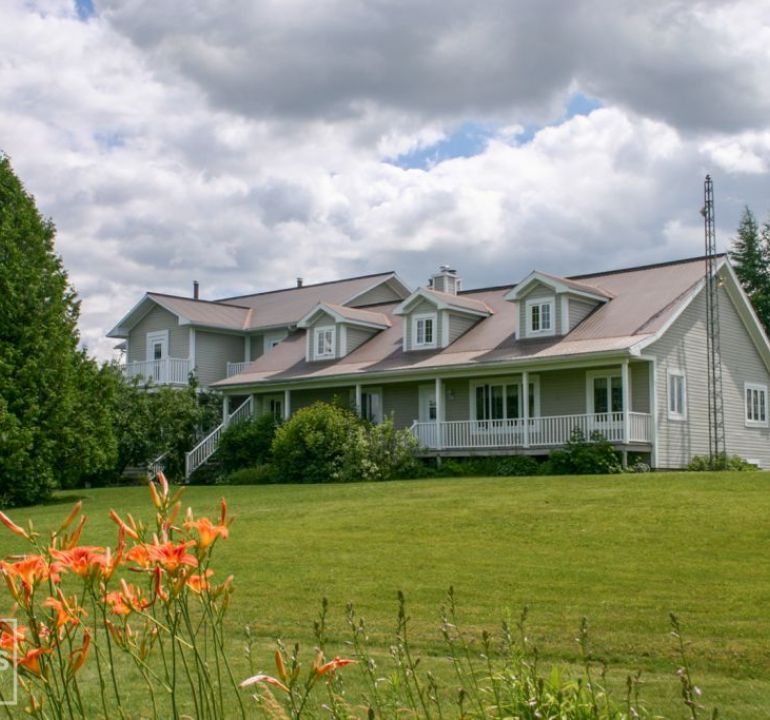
(184, 397, 253, 479)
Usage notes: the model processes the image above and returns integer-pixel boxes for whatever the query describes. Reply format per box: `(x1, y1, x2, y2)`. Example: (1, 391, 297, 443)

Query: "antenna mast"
(703, 174, 725, 462)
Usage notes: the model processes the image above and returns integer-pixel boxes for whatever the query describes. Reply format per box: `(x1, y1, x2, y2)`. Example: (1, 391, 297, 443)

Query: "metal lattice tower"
(703, 175, 725, 461)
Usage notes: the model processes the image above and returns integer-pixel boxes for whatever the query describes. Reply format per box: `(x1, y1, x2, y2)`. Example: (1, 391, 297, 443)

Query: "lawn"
(1, 472, 769, 717)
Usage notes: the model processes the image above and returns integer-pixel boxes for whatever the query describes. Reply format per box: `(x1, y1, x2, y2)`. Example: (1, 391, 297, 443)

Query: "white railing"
(411, 412, 652, 450)
(147, 451, 169, 480)
(226, 361, 250, 377)
(184, 396, 254, 479)
(124, 358, 191, 385)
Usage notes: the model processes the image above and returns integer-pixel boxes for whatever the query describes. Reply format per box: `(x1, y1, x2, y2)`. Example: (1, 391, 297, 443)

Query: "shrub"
(341, 417, 421, 482)
(217, 413, 278, 473)
(434, 455, 541, 478)
(225, 464, 278, 485)
(271, 402, 362, 483)
(687, 453, 756, 471)
(547, 428, 622, 475)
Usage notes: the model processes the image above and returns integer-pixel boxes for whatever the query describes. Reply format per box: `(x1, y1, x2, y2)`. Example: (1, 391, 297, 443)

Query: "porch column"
(283, 389, 291, 421)
(249, 393, 257, 418)
(355, 383, 362, 417)
(621, 359, 630, 444)
(435, 377, 444, 449)
(223, 395, 231, 427)
(522, 370, 530, 448)
(189, 328, 196, 376)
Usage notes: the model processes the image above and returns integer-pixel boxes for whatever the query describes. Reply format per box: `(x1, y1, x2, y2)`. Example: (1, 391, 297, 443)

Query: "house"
(107, 256, 770, 476)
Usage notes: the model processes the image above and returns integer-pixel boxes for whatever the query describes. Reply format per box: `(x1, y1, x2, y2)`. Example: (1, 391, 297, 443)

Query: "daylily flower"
(0, 512, 30, 540)
(0, 555, 52, 601)
(43, 592, 85, 630)
(49, 546, 110, 579)
(185, 570, 214, 595)
(68, 631, 91, 675)
(239, 673, 289, 693)
(184, 512, 229, 550)
(145, 541, 198, 573)
(315, 657, 356, 677)
(104, 580, 150, 617)
(109, 510, 139, 541)
(0, 622, 26, 653)
(17, 647, 51, 676)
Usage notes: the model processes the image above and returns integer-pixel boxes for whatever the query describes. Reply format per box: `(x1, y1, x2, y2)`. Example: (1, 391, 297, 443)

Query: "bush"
(433, 455, 541, 478)
(225, 464, 278, 485)
(341, 417, 421, 482)
(271, 402, 362, 483)
(687, 453, 757, 471)
(216, 413, 278, 473)
(547, 428, 622, 475)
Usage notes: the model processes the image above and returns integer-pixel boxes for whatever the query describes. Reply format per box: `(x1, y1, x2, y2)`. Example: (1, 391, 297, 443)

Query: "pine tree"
(0, 155, 115, 504)
(729, 206, 770, 333)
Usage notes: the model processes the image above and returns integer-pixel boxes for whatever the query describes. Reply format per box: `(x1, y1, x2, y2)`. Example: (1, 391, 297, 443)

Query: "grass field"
(2, 472, 770, 717)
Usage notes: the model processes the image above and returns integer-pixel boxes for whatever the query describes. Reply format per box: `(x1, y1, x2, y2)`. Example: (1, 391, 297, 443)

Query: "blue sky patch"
(75, 0, 95, 20)
(389, 93, 603, 170)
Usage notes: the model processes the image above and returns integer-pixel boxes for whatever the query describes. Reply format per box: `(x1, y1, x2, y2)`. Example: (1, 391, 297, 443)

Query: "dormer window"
(527, 299, 554, 336)
(413, 313, 436, 348)
(314, 327, 335, 359)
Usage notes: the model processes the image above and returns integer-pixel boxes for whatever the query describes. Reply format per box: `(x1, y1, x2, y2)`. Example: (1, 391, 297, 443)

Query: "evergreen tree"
(729, 206, 770, 333)
(0, 155, 115, 504)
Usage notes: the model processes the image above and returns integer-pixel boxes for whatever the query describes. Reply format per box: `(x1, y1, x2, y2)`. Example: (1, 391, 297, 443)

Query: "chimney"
(297, 277, 303, 288)
(430, 265, 460, 295)
(193, 280, 199, 300)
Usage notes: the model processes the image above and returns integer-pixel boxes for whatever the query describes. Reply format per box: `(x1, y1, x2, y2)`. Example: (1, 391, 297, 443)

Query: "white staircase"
(184, 397, 253, 479)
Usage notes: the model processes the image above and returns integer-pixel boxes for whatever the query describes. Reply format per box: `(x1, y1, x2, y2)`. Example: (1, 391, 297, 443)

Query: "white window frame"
(313, 326, 336, 359)
(667, 369, 687, 421)
(525, 299, 555, 337)
(361, 387, 383, 424)
(263, 330, 288, 354)
(469, 376, 541, 422)
(744, 382, 768, 427)
(412, 313, 437, 349)
(585, 370, 625, 414)
(146, 330, 169, 362)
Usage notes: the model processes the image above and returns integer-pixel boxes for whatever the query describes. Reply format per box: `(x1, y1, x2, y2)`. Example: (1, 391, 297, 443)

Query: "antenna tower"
(703, 174, 725, 461)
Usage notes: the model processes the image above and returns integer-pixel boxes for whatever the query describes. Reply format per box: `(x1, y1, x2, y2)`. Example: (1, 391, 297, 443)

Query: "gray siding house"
(107, 257, 770, 475)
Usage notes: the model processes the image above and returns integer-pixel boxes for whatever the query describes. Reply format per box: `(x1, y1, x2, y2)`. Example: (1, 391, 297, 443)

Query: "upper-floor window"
(413, 313, 436, 348)
(314, 327, 335, 359)
(745, 383, 768, 426)
(526, 299, 554, 336)
(667, 370, 686, 420)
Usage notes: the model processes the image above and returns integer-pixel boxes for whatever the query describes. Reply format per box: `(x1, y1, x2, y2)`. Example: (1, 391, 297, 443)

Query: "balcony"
(123, 358, 192, 386)
(410, 412, 653, 451)
(226, 361, 250, 377)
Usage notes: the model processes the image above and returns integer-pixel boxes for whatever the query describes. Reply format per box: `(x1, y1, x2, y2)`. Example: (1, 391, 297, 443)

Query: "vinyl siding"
(568, 298, 598, 331)
(348, 282, 403, 306)
(291, 388, 349, 412)
(648, 286, 770, 468)
(127, 305, 188, 363)
(383, 383, 420, 428)
(540, 369, 585, 415)
(404, 299, 442, 351)
(444, 379, 469, 421)
(345, 325, 376, 354)
(630, 362, 650, 413)
(448, 313, 477, 344)
(306, 316, 340, 361)
(249, 335, 264, 362)
(195, 331, 245, 387)
(517, 285, 560, 339)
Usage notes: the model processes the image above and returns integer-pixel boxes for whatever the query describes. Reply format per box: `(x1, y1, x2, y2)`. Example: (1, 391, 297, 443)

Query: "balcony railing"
(411, 412, 652, 450)
(226, 361, 250, 377)
(123, 358, 191, 386)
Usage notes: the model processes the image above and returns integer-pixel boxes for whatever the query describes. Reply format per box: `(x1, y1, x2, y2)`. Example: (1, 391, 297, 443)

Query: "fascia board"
(106, 294, 179, 337)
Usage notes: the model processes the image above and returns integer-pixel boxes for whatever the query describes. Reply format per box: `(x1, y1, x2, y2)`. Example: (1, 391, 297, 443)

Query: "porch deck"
(410, 412, 652, 452)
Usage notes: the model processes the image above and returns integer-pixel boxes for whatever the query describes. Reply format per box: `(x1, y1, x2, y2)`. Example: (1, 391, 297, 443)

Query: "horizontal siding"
(383, 383, 420, 428)
(444, 379, 469, 421)
(128, 305, 188, 363)
(540, 369, 585, 415)
(648, 286, 770, 468)
(568, 298, 598, 331)
(404, 299, 442, 351)
(448, 313, 477, 344)
(631, 362, 650, 413)
(291, 387, 350, 413)
(195, 331, 245, 387)
(249, 334, 264, 362)
(306, 320, 338, 362)
(345, 325, 376, 354)
(518, 291, 560, 338)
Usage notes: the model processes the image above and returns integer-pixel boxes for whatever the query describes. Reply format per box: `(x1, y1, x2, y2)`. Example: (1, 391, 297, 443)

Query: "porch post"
(189, 328, 196, 377)
(435, 377, 443, 449)
(355, 383, 362, 417)
(522, 370, 530, 448)
(283, 389, 291, 421)
(223, 395, 230, 427)
(621, 359, 630, 444)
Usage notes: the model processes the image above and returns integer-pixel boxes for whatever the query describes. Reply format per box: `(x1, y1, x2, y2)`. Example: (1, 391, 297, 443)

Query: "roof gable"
(393, 287, 493, 317)
(297, 302, 391, 330)
(505, 271, 613, 303)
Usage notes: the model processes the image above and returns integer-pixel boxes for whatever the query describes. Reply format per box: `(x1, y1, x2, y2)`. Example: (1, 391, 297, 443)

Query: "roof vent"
(430, 266, 460, 295)
(193, 280, 199, 300)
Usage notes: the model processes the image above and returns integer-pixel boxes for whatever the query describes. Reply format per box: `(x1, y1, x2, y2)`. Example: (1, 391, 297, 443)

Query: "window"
(587, 371, 623, 414)
(361, 388, 383, 423)
(413, 313, 436, 348)
(667, 371, 686, 420)
(526, 299, 554, 336)
(745, 383, 768, 426)
(314, 327, 335, 359)
(471, 378, 538, 421)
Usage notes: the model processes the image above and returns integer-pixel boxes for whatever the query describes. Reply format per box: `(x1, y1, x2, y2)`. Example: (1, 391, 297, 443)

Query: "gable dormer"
(504, 271, 612, 339)
(394, 274, 492, 352)
(297, 303, 390, 362)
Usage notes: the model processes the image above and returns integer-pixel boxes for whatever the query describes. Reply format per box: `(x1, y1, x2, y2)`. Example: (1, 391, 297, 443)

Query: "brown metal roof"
(148, 293, 252, 330)
(323, 303, 391, 327)
(215, 256, 708, 388)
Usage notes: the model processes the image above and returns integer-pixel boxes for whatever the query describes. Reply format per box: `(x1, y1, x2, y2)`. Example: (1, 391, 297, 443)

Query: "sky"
(2, 0, 770, 359)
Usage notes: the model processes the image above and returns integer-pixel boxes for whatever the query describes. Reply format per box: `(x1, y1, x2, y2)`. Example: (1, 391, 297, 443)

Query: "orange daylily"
(0, 512, 30, 540)
(109, 510, 139, 541)
(68, 631, 91, 675)
(0, 622, 26, 654)
(104, 580, 151, 617)
(239, 673, 289, 693)
(184, 513, 229, 550)
(146, 541, 198, 572)
(0, 555, 52, 601)
(315, 657, 356, 677)
(186, 570, 214, 594)
(43, 592, 85, 630)
(49, 546, 110, 579)
(18, 647, 51, 676)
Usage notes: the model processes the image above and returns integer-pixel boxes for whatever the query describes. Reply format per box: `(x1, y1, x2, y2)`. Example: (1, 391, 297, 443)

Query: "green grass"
(3, 472, 770, 717)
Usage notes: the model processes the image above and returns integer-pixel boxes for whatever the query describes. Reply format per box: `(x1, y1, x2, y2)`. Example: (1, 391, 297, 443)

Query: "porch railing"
(411, 412, 652, 450)
(124, 358, 191, 385)
(184, 396, 254, 479)
(226, 361, 250, 377)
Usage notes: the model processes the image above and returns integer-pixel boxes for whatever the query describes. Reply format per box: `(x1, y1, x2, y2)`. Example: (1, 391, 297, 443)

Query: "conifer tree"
(0, 155, 114, 504)
(729, 206, 770, 334)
